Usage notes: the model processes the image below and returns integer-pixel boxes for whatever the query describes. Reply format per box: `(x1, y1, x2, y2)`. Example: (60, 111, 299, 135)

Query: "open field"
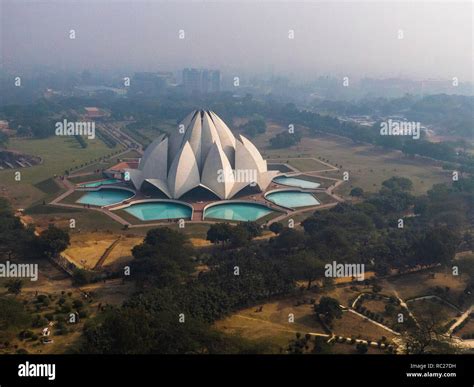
(408, 298, 460, 325)
(381, 268, 471, 308)
(252, 121, 451, 196)
(214, 297, 327, 352)
(0, 136, 115, 208)
(214, 287, 398, 352)
(64, 232, 142, 270)
(288, 158, 332, 172)
(27, 207, 125, 233)
(332, 311, 396, 342)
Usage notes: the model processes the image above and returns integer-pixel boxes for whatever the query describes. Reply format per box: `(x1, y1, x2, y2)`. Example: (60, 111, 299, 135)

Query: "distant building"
(182, 68, 220, 94)
(84, 107, 108, 119)
(131, 72, 174, 95)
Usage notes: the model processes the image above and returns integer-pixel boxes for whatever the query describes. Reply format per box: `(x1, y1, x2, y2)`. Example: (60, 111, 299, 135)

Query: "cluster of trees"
(269, 130, 302, 149)
(206, 222, 262, 247)
(81, 175, 471, 353)
(302, 177, 467, 275)
(0, 198, 70, 262)
(313, 94, 474, 139)
(238, 116, 266, 137)
(82, 226, 298, 353)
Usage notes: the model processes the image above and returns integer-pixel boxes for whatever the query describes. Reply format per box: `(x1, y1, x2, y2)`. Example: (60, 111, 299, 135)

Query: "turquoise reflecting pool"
(204, 203, 273, 221)
(273, 176, 320, 189)
(123, 202, 192, 221)
(79, 178, 121, 188)
(77, 189, 133, 206)
(266, 191, 319, 209)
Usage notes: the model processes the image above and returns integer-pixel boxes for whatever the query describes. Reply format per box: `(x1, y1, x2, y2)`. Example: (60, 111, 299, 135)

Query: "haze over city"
(1, 0, 472, 82)
(0, 0, 473, 382)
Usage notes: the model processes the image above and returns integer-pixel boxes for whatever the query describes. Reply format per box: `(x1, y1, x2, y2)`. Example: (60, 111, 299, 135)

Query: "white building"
(125, 110, 277, 199)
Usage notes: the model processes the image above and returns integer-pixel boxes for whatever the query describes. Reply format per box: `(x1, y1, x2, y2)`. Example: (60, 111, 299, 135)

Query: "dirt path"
(93, 237, 122, 270)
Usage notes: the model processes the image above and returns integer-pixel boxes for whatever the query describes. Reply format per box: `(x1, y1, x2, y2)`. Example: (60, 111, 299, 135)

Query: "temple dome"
(125, 110, 277, 199)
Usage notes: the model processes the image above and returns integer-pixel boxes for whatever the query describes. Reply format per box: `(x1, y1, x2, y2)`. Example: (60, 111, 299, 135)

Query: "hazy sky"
(1, 0, 472, 81)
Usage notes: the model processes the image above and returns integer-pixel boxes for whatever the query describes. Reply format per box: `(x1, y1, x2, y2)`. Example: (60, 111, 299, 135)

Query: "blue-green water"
(204, 203, 273, 221)
(76, 189, 133, 206)
(273, 176, 320, 189)
(79, 178, 121, 188)
(266, 191, 320, 209)
(123, 202, 192, 221)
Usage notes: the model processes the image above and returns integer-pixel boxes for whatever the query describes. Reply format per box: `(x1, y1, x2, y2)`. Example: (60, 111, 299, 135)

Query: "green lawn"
(259, 129, 451, 196)
(287, 158, 332, 172)
(0, 136, 114, 207)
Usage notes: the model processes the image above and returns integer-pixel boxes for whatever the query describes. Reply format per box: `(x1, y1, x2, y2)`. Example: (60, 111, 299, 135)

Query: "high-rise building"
(182, 68, 220, 93)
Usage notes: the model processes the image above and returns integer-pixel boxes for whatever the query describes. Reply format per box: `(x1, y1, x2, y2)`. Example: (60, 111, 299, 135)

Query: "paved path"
(448, 305, 473, 335)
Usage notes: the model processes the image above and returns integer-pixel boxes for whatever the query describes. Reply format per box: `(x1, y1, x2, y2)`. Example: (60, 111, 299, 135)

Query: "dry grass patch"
(331, 311, 396, 342)
(382, 269, 469, 305)
(215, 297, 327, 350)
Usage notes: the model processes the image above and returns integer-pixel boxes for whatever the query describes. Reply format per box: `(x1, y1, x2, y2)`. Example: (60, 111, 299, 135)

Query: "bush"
(73, 300, 84, 309)
(72, 269, 96, 286)
(19, 330, 33, 340)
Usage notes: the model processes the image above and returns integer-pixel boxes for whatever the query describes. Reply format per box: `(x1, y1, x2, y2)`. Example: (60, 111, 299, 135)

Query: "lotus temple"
(55, 110, 340, 225)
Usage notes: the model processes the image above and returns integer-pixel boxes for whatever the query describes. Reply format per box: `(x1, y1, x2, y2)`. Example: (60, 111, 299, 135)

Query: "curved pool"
(204, 202, 274, 221)
(123, 202, 192, 221)
(273, 176, 320, 189)
(266, 191, 320, 209)
(79, 178, 122, 188)
(76, 188, 134, 206)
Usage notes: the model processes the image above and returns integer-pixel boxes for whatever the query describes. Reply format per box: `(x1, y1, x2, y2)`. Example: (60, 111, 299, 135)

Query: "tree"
(271, 228, 305, 251)
(206, 223, 232, 245)
(0, 297, 31, 330)
(131, 228, 194, 288)
(229, 226, 250, 248)
(350, 187, 364, 197)
(37, 225, 70, 258)
(5, 279, 23, 295)
(291, 251, 325, 289)
(314, 297, 342, 325)
(414, 227, 458, 266)
(0, 198, 38, 260)
(356, 342, 368, 354)
(240, 222, 262, 239)
(269, 222, 284, 235)
(382, 176, 413, 191)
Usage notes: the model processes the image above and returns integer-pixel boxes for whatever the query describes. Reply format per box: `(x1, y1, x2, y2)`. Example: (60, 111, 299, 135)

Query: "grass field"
(214, 297, 327, 352)
(0, 136, 115, 208)
(331, 311, 396, 341)
(287, 158, 332, 172)
(64, 232, 142, 270)
(408, 298, 460, 325)
(381, 269, 470, 307)
(27, 207, 125, 233)
(251, 121, 451, 196)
